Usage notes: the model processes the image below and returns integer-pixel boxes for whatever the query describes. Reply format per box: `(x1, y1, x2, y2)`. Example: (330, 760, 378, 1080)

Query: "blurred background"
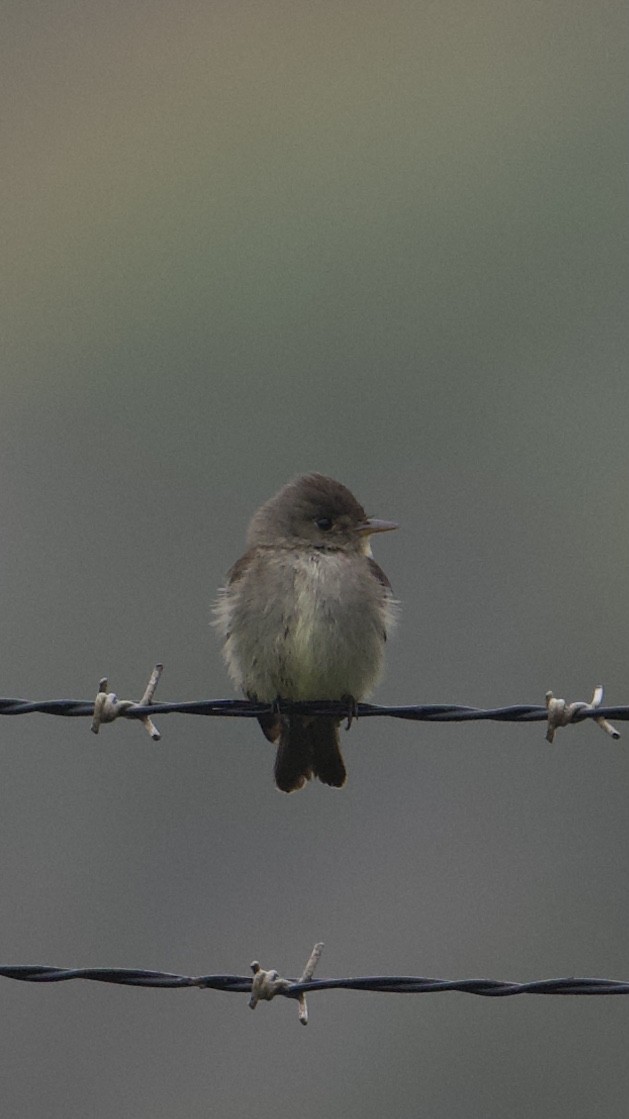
(1, 1, 628, 1115)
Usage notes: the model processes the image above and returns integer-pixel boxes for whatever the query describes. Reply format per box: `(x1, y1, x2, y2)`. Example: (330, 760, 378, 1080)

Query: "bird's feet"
(341, 694, 358, 731)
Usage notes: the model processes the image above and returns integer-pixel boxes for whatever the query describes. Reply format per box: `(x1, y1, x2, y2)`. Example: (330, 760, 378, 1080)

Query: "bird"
(213, 473, 398, 791)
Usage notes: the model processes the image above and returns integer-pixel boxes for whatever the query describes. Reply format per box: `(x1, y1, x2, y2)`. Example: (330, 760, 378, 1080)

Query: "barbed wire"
(4, 697, 629, 723)
(2, 959, 629, 1025)
(5, 965, 627, 996)
(0, 667, 623, 744)
(3, 697, 629, 723)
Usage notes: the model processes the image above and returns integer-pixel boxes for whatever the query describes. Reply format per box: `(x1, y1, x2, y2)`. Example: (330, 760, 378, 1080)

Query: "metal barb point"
(297, 941, 324, 1024)
(91, 665, 163, 741)
(545, 685, 620, 744)
(248, 942, 324, 1025)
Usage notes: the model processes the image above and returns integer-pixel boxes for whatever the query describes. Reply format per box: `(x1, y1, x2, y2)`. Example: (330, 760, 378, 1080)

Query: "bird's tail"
(274, 716, 346, 793)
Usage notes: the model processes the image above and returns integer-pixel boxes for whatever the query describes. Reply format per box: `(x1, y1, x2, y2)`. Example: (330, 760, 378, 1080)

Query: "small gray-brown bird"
(213, 473, 397, 791)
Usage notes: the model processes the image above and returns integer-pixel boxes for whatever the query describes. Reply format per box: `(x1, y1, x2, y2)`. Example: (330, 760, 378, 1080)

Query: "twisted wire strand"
(1, 696, 629, 724)
(1, 964, 628, 997)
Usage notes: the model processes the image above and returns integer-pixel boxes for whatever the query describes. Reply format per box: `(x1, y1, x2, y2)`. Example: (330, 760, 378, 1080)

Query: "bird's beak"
(357, 517, 398, 536)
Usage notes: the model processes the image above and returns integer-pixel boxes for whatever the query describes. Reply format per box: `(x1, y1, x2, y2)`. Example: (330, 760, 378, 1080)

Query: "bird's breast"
(220, 548, 392, 703)
(276, 551, 387, 700)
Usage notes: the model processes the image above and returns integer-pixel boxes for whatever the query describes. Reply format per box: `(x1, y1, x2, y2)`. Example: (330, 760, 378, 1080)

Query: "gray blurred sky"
(1, 2, 628, 1116)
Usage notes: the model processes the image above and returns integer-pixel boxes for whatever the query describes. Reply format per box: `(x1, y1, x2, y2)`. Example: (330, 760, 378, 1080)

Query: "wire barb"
(249, 942, 324, 1024)
(91, 665, 163, 741)
(545, 685, 620, 743)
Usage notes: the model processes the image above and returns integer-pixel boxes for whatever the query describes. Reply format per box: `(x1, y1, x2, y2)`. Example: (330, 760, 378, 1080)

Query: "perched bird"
(213, 473, 398, 792)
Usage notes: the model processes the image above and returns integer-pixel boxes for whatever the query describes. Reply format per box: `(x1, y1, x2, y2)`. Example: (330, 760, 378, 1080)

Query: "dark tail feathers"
(274, 716, 346, 793)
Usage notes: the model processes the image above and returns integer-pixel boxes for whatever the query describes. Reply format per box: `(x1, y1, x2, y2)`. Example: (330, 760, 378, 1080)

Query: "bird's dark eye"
(315, 517, 333, 531)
